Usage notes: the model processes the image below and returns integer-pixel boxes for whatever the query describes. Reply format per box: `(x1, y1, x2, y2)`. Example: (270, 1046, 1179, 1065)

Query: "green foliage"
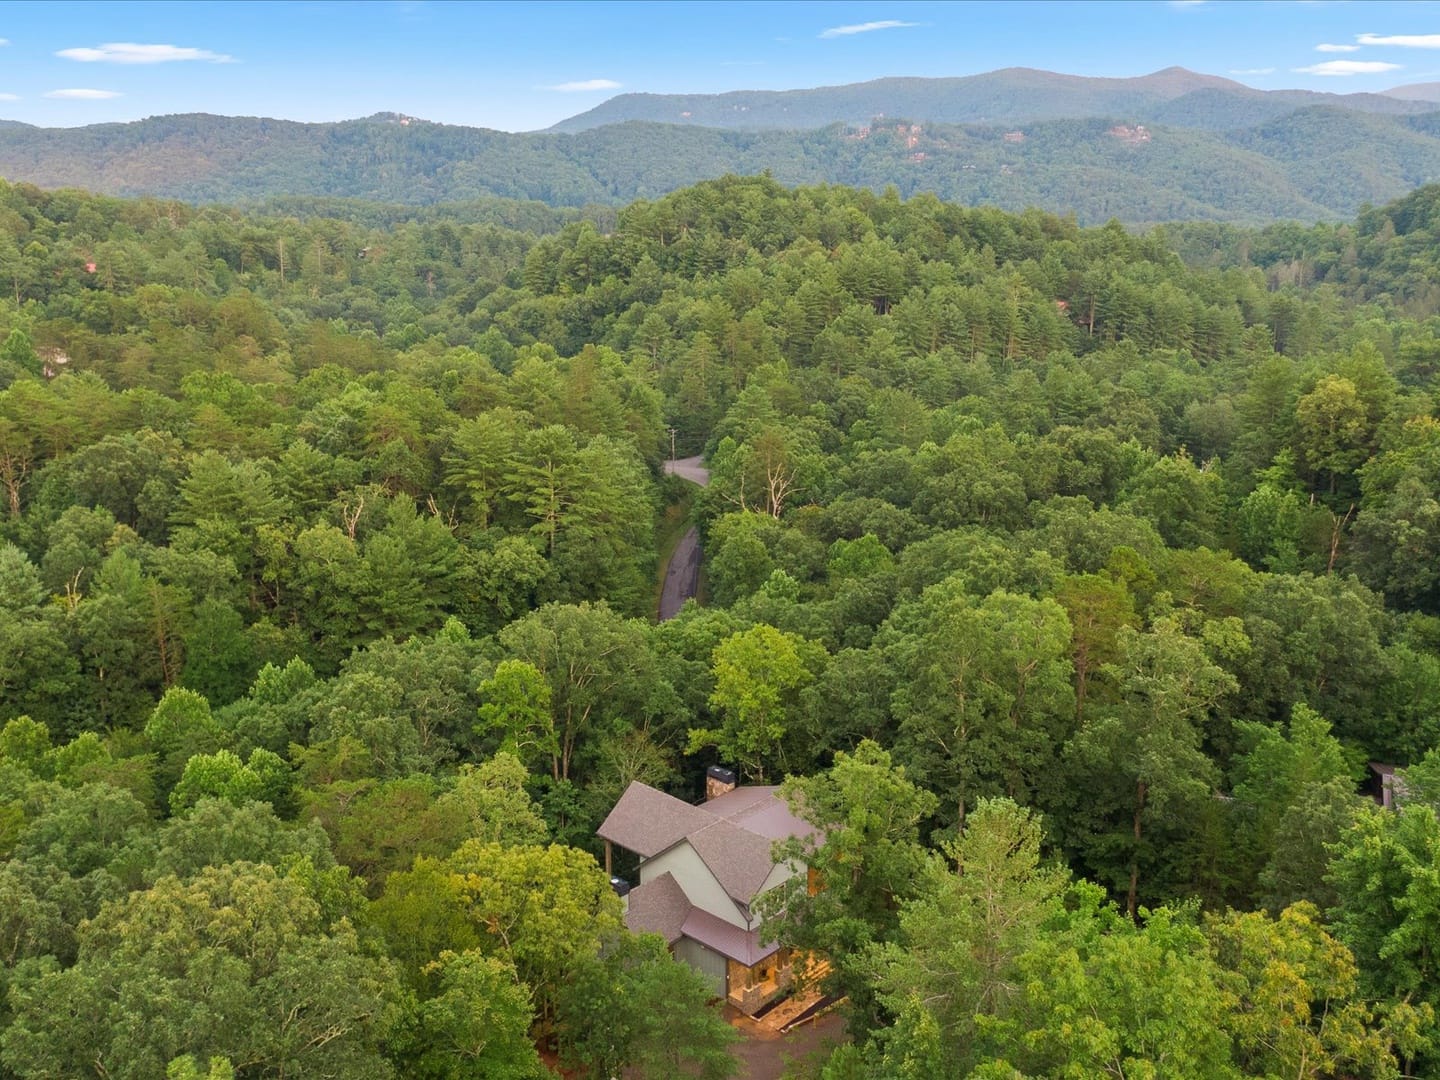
(169, 748, 292, 814)
(166, 1056, 235, 1080)
(557, 932, 738, 1080)
(475, 660, 555, 771)
(1205, 902, 1413, 1079)
(393, 950, 546, 1080)
(1059, 618, 1236, 916)
(693, 623, 827, 781)
(445, 840, 622, 1025)
(2, 172, 1440, 1078)
(761, 740, 937, 1031)
(1328, 803, 1440, 1036)
(0, 862, 398, 1079)
(868, 798, 1069, 1071)
(890, 586, 1075, 826)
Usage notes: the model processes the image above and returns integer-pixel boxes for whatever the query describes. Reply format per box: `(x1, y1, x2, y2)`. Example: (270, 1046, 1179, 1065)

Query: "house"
(1365, 761, 1408, 808)
(597, 766, 817, 1014)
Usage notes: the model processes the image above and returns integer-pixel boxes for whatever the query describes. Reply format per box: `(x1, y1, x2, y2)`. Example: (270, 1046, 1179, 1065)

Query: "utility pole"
(668, 427, 677, 463)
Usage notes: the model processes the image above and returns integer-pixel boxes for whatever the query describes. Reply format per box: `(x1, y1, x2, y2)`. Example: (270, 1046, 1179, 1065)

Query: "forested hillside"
(4, 103, 1440, 224)
(3, 175, 1440, 1076)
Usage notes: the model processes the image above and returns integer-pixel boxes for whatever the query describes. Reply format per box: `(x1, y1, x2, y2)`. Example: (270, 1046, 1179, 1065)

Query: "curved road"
(659, 456, 709, 620)
(664, 454, 710, 486)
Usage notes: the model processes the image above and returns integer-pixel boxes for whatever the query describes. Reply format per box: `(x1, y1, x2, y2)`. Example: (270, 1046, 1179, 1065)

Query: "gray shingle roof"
(688, 819, 776, 904)
(623, 872, 690, 944)
(597, 782, 716, 858)
(599, 780, 817, 905)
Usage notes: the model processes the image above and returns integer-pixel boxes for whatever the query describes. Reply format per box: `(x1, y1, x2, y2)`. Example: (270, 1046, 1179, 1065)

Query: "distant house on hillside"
(597, 766, 816, 1014)
(1107, 124, 1152, 145)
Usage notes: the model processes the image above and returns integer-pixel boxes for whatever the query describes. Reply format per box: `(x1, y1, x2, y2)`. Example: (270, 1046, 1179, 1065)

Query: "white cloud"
(1229, 67, 1276, 75)
(0, 39, 9, 46)
(44, 88, 122, 99)
(819, 20, 919, 38)
(1293, 60, 1403, 76)
(56, 42, 234, 64)
(1357, 33, 1440, 49)
(543, 79, 621, 92)
(0, 93, 17, 101)
(1315, 43, 1361, 52)
(1169, 1, 1206, 8)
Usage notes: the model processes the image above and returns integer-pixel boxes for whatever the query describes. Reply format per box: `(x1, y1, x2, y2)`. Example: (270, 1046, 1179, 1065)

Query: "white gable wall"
(639, 840, 746, 929)
(758, 857, 803, 898)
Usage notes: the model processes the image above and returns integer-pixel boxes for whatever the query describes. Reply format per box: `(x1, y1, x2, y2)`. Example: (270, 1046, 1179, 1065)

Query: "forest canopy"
(2, 173, 1440, 1076)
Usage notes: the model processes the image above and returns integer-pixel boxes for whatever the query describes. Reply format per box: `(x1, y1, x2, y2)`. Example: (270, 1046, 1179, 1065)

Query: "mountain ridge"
(3, 68, 1440, 226)
(1385, 82, 1440, 104)
(546, 66, 1435, 133)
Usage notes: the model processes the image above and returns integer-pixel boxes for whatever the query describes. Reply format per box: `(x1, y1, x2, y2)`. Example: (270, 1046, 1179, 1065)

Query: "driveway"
(727, 1009, 847, 1080)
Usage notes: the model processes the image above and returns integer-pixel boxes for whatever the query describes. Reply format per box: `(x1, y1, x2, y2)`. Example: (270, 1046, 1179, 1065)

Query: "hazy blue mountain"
(548, 67, 1434, 133)
(1385, 82, 1440, 104)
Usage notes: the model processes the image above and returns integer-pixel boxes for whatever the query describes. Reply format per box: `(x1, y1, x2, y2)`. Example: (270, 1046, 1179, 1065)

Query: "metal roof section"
(710, 785, 819, 844)
(680, 906, 782, 966)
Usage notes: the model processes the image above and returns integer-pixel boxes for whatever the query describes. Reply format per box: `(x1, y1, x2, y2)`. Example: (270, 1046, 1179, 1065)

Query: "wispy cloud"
(1294, 60, 1403, 76)
(0, 93, 18, 101)
(543, 79, 621, 92)
(57, 42, 234, 64)
(44, 88, 122, 99)
(819, 20, 919, 39)
(1169, 1, 1206, 9)
(1316, 43, 1361, 53)
(1229, 67, 1275, 75)
(1357, 33, 1440, 49)
(0, 40, 9, 47)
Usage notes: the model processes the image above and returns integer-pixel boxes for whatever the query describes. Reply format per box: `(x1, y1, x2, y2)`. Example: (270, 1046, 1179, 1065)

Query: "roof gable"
(597, 782, 715, 858)
(687, 820, 775, 904)
(623, 871, 690, 944)
(599, 780, 816, 904)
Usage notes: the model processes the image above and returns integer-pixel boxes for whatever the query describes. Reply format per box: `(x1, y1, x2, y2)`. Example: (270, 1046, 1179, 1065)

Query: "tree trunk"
(1128, 779, 1147, 920)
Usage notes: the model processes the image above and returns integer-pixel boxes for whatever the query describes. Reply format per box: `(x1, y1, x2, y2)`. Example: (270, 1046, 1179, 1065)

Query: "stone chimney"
(705, 765, 737, 801)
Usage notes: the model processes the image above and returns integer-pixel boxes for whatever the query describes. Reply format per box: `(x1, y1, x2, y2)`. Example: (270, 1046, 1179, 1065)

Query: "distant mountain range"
(1386, 82, 1440, 104)
(2, 67, 1440, 225)
(548, 67, 1440, 132)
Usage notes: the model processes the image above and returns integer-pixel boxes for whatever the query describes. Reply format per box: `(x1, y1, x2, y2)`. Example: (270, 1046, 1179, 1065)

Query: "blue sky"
(2, 1, 1439, 130)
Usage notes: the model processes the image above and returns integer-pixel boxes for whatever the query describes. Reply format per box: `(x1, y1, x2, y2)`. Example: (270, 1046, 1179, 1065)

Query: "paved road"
(659, 526, 702, 620)
(659, 456, 709, 620)
(664, 454, 710, 486)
